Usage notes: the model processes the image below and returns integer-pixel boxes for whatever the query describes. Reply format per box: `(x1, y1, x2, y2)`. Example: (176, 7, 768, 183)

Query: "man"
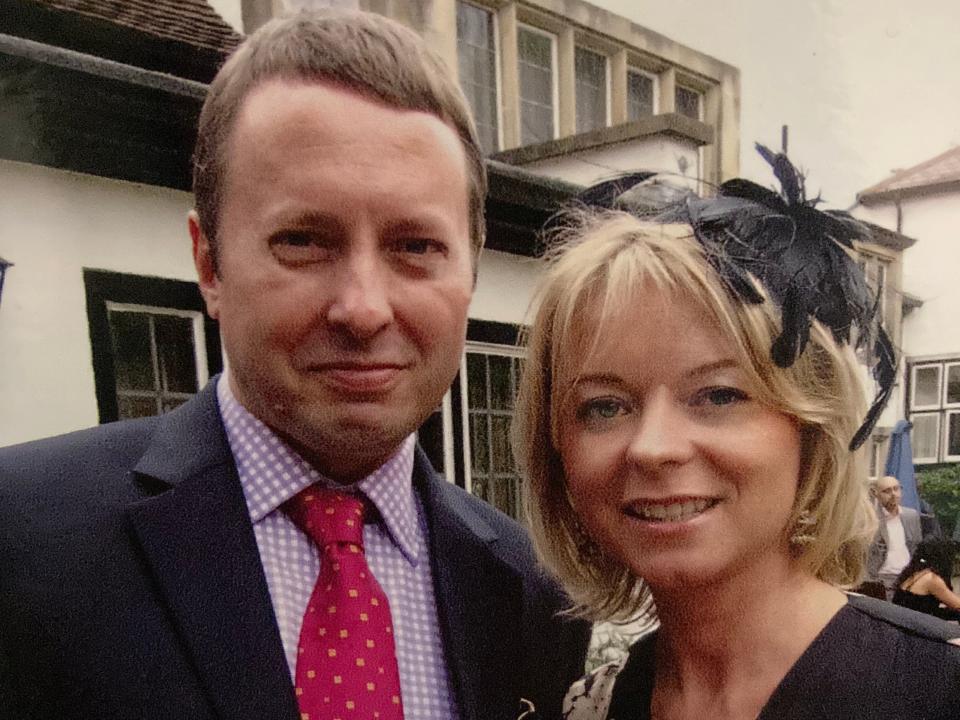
(867, 475, 922, 600)
(0, 11, 589, 720)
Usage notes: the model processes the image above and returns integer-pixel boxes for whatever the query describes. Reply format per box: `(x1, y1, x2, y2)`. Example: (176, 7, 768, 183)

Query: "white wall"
(521, 136, 701, 188)
(895, 193, 960, 359)
(470, 249, 543, 326)
(0, 160, 195, 446)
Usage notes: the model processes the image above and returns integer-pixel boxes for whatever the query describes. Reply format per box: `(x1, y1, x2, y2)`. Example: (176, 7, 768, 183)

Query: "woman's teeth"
(629, 498, 715, 522)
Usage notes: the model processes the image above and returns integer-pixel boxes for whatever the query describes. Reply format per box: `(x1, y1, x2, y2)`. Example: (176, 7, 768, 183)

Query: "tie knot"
(283, 488, 366, 550)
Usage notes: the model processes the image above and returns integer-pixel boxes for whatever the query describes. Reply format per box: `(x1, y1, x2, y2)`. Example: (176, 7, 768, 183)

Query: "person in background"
(514, 147, 960, 720)
(0, 11, 589, 720)
(892, 539, 960, 621)
(867, 475, 922, 600)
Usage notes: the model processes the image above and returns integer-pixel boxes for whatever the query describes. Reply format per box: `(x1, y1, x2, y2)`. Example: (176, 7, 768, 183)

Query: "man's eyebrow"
(274, 210, 344, 232)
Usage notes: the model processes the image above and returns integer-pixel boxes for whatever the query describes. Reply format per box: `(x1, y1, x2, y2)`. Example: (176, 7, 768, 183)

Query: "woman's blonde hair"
(513, 210, 878, 623)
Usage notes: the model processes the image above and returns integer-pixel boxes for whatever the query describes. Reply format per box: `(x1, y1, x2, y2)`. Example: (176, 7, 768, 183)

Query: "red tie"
(283, 488, 405, 720)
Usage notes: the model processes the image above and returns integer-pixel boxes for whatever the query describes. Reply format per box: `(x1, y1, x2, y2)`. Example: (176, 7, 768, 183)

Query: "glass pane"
(109, 311, 154, 391)
(627, 70, 654, 120)
(946, 365, 960, 404)
(489, 355, 513, 410)
(467, 353, 487, 409)
(118, 394, 160, 420)
(675, 86, 701, 120)
(489, 476, 520, 519)
(490, 415, 513, 473)
(912, 413, 940, 460)
(519, 28, 551, 68)
(575, 47, 606, 133)
(521, 101, 554, 145)
(470, 413, 489, 474)
(914, 366, 941, 407)
(457, 2, 498, 154)
(947, 414, 960, 457)
(155, 315, 198, 394)
(519, 28, 554, 145)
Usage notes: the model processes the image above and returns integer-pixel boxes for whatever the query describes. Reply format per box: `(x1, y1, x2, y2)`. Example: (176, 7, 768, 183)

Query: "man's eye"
(271, 231, 314, 247)
(395, 238, 444, 256)
(268, 231, 333, 264)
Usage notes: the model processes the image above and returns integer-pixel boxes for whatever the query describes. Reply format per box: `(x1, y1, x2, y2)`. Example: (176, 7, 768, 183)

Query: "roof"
(858, 146, 960, 205)
(33, 0, 242, 54)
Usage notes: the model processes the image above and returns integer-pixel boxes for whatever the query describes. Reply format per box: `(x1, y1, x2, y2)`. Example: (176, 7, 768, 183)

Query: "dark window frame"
(83, 268, 222, 424)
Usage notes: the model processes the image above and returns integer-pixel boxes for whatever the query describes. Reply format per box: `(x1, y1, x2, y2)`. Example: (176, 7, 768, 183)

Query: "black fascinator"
(575, 143, 896, 451)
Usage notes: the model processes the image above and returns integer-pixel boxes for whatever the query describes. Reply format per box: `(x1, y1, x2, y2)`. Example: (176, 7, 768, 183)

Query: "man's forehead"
(878, 478, 900, 490)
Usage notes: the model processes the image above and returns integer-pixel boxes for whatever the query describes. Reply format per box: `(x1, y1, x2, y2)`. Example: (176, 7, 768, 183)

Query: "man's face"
(191, 79, 474, 482)
(875, 477, 902, 514)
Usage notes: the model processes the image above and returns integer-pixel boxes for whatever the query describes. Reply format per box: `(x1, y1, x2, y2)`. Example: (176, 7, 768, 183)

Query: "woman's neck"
(648, 556, 846, 719)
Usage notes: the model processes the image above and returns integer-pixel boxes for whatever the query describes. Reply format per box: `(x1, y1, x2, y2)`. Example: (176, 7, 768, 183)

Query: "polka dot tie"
(283, 488, 405, 720)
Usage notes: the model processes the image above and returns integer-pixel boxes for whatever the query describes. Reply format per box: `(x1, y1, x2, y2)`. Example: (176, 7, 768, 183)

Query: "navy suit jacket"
(0, 382, 589, 720)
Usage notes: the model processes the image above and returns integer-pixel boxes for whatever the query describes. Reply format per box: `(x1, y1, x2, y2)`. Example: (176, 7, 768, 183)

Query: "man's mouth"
(623, 497, 719, 523)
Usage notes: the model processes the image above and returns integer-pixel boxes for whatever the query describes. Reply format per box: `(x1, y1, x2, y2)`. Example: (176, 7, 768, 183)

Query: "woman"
(514, 147, 960, 719)
(893, 539, 960, 621)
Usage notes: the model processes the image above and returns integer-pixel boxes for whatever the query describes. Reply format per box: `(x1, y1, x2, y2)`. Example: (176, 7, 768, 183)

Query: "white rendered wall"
(470, 249, 542, 327)
(521, 136, 701, 188)
(896, 193, 960, 360)
(0, 160, 196, 446)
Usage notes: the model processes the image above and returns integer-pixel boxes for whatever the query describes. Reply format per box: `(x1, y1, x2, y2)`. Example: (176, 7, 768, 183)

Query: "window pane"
(575, 47, 606, 133)
(518, 27, 554, 145)
(118, 394, 160, 420)
(627, 70, 654, 120)
(488, 476, 520, 519)
(912, 413, 940, 460)
(109, 311, 154, 391)
(457, 2, 499, 153)
(947, 413, 960, 457)
(675, 86, 701, 120)
(490, 415, 513, 473)
(155, 315, 198, 394)
(946, 365, 960, 404)
(469, 413, 489, 474)
(489, 355, 513, 410)
(467, 353, 487, 409)
(914, 366, 941, 407)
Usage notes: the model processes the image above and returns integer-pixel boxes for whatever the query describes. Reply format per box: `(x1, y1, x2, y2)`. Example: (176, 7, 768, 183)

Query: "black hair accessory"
(575, 143, 896, 451)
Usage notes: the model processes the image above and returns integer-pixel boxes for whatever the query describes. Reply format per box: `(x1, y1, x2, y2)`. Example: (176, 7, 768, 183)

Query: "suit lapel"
(126, 383, 298, 720)
(415, 451, 524, 720)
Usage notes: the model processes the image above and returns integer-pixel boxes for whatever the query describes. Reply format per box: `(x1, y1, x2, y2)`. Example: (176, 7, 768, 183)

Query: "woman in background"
(514, 147, 960, 720)
(893, 539, 960, 621)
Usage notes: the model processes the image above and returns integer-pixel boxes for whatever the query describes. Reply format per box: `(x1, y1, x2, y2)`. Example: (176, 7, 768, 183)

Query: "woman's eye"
(695, 386, 748, 407)
(577, 397, 627, 422)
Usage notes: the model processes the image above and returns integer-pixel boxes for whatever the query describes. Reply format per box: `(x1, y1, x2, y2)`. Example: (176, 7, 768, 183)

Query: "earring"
(790, 509, 817, 546)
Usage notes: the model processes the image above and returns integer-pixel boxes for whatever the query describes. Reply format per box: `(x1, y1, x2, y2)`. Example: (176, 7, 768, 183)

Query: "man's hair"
(513, 211, 878, 623)
(192, 10, 487, 270)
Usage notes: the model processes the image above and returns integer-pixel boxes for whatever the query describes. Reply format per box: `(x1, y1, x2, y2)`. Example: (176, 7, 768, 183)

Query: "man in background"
(0, 11, 589, 719)
(867, 475, 923, 600)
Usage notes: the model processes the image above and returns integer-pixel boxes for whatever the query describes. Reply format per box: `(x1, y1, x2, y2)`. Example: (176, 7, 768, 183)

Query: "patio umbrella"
(884, 419, 919, 511)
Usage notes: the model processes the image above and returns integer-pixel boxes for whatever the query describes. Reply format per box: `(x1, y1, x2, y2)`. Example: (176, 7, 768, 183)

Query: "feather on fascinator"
(574, 143, 896, 451)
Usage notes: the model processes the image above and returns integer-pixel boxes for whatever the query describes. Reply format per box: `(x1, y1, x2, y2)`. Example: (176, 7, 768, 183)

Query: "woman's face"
(558, 284, 802, 592)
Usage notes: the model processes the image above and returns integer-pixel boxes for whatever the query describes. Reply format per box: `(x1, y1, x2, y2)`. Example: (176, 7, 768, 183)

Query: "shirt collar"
(216, 374, 423, 565)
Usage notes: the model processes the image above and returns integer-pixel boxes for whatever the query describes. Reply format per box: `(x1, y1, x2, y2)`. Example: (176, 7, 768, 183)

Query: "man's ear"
(189, 210, 221, 320)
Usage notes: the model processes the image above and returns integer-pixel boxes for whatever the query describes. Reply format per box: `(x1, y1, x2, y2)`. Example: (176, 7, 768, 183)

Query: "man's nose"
(324, 247, 394, 340)
(625, 388, 694, 469)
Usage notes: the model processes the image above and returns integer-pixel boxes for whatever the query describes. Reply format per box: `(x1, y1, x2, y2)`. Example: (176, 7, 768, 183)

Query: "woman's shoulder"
(845, 592, 960, 649)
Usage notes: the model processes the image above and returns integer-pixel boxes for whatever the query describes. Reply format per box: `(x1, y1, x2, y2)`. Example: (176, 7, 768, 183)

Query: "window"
(463, 348, 524, 518)
(84, 269, 222, 424)
(627, 68, 655, 120)
(575, 46, 607, 133)
(456, 2, 500, 154)
(108, 305, 206, 419)
(859, 253, 891, 329)
(675, 85, 702, 120)
(518, 25, 557, 145)
(908, 360, 960, 463)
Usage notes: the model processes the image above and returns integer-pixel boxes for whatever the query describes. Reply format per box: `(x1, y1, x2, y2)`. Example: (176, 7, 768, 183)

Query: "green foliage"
(916, 464, 960, 537)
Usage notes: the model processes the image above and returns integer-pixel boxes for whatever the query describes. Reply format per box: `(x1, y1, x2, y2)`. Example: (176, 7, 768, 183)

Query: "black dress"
(893, 584, 960, 622)
(565, 594, 960, 720)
